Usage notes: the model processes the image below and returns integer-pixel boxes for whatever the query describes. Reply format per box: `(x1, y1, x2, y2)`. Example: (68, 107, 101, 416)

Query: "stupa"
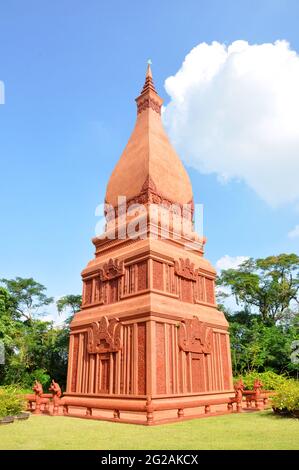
(64, 64, 234, 424)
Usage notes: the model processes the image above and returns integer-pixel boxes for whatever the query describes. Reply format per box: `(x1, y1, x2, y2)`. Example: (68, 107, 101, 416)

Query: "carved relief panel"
(195, 275, 205, 302)
(99, 258, 124, 281)
(84, 280, 93, 305)
(178, 316, 213, 354)
(174, 258, 198, 281)
(123, 259, 149, 296)
(87, 316, 122, 354)
(205, 278, 215, 304)
(174, 258, 197, 303)
(82, 258, 125, 306)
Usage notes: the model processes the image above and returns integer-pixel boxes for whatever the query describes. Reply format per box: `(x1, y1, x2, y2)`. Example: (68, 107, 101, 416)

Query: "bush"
(0, 385, 26, 418)
(3, 367, 51, 390)
(272, 380, 299, 412)
(26, 368, 51, 389)
(235, 371, 289, 390)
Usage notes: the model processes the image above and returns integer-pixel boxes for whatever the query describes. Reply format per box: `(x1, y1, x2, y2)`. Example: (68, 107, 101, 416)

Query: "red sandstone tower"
(64, 64, 234, 424)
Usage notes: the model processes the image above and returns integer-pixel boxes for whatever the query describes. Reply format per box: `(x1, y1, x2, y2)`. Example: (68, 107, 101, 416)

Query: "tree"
(227, 312, 299, 375)
(0, 287, 22, 383)
(56, 295, 82, 324)
(0, 277, 53, 322)
(217, 253, 299, 325)
(0, 287, 18, 341)
(0, 278, 80, 388)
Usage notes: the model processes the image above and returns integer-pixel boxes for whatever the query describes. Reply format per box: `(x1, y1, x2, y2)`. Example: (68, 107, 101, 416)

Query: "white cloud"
(288, 224, 299, 239)
(216, 254, 249, 272)
(163, 40, 299, 207)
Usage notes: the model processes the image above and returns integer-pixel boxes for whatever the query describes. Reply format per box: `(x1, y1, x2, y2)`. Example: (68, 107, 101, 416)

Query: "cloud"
(288, 224, 299, 239)
(163, 40, 299, 207)
(216, 254, 249, 272)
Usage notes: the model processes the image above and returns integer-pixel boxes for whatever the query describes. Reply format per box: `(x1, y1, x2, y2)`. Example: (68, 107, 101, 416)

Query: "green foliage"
(0, 277, 53, 321)
(217, 253, 299, 324)
(0, 385, 26, 418)
(25, 369, 51, 389)
(272, 380, 299, 412)
(2, 320, 69, 389)
(0, 287, 20, 344)
(235, 371, 289, 390)
(0, 277, 71, 389)
(228, 313, 298, 375)
(56, 294, 82, 325)
(56, 295, 81, 315)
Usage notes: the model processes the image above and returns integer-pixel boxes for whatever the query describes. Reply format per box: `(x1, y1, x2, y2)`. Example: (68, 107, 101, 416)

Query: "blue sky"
(0, 0, 298, 316)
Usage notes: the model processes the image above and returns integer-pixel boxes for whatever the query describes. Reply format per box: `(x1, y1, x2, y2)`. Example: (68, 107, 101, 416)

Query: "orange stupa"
(64, 64, 234, 424)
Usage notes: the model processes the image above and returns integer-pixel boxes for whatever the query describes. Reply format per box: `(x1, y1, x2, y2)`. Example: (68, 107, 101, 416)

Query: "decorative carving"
(87, 316, 122, 353)
(253, 378, 263, 397)
(234, 379, 244, 411)
(84, 280, 93, 305)
(178, 316, 212, 354)
(49, 379, 62, 415)
(33, 380, 43, 397)
(153, 260, 163, 290)
(49, 379, 62, 399)
(141, 175, 157, 193)
(99, 258, 124, 281)
(104, 176, 194, 222)
(137, 260, 148, 291)
(196, 275, 205, 301)
(205, 278, 215, 304)
(174, 258, 198, 281)
(32, 380, 49, 414)
(137, 97, 161, 115)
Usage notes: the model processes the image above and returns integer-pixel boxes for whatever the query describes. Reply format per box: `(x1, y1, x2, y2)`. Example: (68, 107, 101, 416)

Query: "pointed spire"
(106, 63, 193, 210)
(146, 59, 153, 79)
(140, 59, 157, 95)
(135, 60, 162, 115)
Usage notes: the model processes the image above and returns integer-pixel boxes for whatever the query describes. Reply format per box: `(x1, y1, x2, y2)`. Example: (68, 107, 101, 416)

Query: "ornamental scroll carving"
(87, 316, 122, 354)
(128, 175, 184, 209)
(104, 176, 194, 222)
(137, 97, 161, 115)
(174, 258, 198, 281)
(178, 316, 213, 354)
(99, 258, 124, 281)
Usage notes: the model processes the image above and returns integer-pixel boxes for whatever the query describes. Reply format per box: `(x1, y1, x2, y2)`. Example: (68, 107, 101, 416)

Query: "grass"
(0, 411, 298, 450)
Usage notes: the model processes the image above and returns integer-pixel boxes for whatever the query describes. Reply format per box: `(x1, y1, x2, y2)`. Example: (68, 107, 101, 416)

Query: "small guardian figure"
(49, 379, 62, 415)
(234, 379, 244, 412)
(32, 380, 48, 414)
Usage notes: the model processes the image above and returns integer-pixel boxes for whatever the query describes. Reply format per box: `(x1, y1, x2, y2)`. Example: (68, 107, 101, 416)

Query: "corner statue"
(63, 64, 234, 424)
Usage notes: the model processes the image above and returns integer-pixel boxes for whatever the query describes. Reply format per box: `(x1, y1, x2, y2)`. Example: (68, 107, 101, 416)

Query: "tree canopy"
(0, 279, 69, 388)
(217, 253, 299, 324)
(0, 277, 53, 322)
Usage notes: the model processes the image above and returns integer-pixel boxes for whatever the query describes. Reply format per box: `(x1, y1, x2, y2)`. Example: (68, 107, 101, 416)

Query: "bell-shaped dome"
(105, 64, 193, 209)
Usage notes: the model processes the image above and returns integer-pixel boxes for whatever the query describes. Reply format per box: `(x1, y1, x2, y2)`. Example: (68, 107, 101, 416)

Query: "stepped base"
(60, 391, 236, 425)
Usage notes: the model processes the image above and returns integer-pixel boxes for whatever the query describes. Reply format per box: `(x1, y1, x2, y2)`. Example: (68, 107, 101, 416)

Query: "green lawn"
(0, 411, 298, 450)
